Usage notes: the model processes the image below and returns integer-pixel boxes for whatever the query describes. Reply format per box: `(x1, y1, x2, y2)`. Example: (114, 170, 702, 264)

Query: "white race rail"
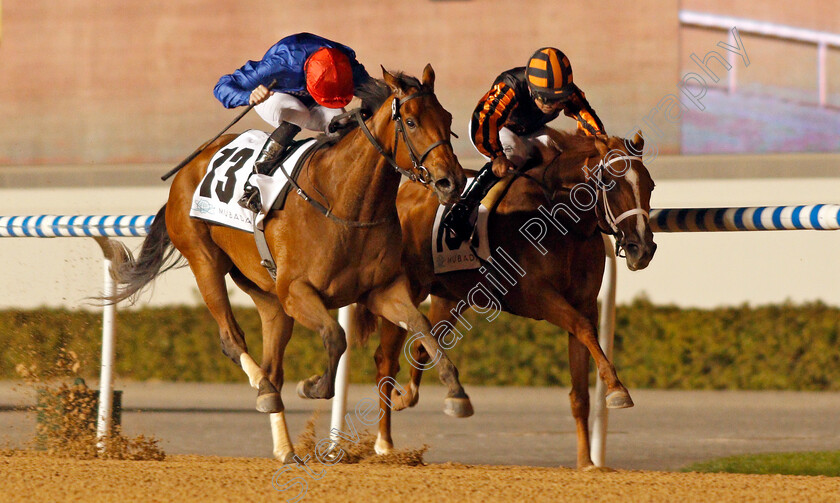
(592, 203, 840, 466)
(0, 215, 153, 449)
(680, 10, 840, 106)
(0, 214, 356, 450)
(7, 204, 837, 463)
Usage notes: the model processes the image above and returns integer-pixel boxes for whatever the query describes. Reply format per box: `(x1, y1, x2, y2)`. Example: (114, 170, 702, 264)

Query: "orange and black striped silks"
(471, 82, 518, 159)
(563, 91, 606, 136)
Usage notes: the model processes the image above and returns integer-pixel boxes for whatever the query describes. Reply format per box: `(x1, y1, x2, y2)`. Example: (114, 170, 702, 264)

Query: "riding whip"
(160, 79, 277, 181)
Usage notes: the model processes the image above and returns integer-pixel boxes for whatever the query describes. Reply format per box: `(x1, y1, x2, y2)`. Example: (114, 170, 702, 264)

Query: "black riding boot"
(442, 161, 499, 243)
(239, 121, 302, 212)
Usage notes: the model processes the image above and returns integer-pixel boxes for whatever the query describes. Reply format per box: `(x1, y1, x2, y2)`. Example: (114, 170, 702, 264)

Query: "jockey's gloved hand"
(327, 115, 353, 134)
(491, 156, 515, 177)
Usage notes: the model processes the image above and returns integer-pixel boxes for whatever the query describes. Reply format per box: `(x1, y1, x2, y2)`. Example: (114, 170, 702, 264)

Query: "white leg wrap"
(374, 433, 393, 455)
(271, 412, 294, 460)
(239, 353, 265, 389)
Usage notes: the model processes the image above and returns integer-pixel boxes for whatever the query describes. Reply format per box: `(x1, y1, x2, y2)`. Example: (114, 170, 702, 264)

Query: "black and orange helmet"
(525, 47, 578, 102)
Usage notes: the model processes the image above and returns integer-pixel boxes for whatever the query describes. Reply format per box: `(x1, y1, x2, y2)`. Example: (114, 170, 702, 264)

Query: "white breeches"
(468, 121, 554, 168)
(255, 93, 344, 133)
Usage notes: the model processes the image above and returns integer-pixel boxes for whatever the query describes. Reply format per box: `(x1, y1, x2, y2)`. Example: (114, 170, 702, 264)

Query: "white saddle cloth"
(189, 130, 316, 233)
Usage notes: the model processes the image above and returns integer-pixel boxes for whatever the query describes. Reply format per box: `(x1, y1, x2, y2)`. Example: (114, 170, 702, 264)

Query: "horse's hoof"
(444, 397, 474, 418)
(296, 380, 308, 399)
(256, 392, 284, 413)
(276, 451, 297, 464)
(391, 387, 418, 411)
(582, 465, 616, 473)
(296, 375, 323, 399)
(374, 436, 394, 455)
(606, 390, 634, 409)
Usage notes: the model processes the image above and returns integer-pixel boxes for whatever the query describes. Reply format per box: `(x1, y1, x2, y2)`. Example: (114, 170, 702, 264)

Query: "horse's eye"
(405, 118, 417, 129)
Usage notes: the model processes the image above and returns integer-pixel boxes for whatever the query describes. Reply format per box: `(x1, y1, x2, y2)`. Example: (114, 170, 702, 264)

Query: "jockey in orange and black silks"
(444, 47, 606, 241)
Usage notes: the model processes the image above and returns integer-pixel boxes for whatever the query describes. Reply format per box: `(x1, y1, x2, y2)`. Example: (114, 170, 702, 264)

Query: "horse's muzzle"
(624, 239, 657, 271)
(433, 173, 465, 205)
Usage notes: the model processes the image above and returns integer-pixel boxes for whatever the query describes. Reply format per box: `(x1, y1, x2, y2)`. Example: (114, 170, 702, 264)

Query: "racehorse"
(351, 128, 657, 465)
(109, 66, 474, 462)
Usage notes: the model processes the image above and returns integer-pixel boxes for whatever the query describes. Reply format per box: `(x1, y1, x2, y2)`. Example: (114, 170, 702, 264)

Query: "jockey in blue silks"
(214, 32, 371, 212)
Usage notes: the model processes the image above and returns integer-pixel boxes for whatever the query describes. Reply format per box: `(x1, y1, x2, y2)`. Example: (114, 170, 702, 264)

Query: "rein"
(283, 90, 450, 228)
(354, 91, 451, 185)
(513, 151, 648, 257)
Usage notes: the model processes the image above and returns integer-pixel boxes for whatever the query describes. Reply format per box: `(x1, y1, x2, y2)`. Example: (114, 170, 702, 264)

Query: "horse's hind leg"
(283, 281, 346, 400)
(367, 277, 473, 418)
(183, 248, 277, 409)
(391, 295, 456, 411)
(568, 334, 594, 469)
(229, 269, 295, 463)
(373, 320, 405, 455)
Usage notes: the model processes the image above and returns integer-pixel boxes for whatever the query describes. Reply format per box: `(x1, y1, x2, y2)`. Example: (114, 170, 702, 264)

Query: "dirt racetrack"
(3, 453, 839, 503)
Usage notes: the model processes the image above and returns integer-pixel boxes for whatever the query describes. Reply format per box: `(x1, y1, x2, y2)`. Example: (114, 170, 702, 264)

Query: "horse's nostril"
(625, 243, 640, 256)
(435, 178, 452, 192)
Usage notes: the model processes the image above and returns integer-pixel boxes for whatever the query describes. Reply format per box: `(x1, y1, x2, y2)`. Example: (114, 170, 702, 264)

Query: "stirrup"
(442, 203, 476, 247)
(238, 185, 262, 213)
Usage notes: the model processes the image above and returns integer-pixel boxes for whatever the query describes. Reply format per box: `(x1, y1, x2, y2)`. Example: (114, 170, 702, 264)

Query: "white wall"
(617, 177, 840, 308)
(0, 177, 839, 310)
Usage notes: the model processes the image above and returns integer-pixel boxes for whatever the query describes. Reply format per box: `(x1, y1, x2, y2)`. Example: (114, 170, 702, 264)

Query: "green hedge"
(2, 299, 839, 389)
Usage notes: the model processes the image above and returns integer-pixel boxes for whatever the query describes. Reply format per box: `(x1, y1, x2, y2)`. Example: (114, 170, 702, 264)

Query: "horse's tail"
(347, 303, 379, 347)
(106, 204, 186, 305)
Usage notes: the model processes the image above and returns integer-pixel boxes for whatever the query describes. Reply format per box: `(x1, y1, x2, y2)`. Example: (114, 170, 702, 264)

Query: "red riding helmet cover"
(305, 47, 354, 109)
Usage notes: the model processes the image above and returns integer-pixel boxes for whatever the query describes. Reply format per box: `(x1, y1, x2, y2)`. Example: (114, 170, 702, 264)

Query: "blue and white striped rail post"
(0, 213, 357, 453)
(649, 205, 840, 233)
(0, 214, 154, 450)
(591, 203, 840, 467)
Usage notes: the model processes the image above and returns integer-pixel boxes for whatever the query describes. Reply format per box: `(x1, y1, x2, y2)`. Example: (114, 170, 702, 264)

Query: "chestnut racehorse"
(110, 66, 473, 462)
(352, 129, 657, 465)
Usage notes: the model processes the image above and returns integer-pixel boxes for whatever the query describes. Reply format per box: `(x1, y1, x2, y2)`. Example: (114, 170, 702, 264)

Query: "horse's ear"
(631, 129, 644, 152)
(422, 63, 435, 91)
(381, 65, 405, 97)
(594, 135, 609, 156)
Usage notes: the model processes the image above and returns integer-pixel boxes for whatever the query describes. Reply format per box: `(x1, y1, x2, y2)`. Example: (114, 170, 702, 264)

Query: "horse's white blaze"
(239, 353, 265, 389)
(271, 411, 294, 460)
(374, 432, 394, 455)
(624, 168, 647, 238)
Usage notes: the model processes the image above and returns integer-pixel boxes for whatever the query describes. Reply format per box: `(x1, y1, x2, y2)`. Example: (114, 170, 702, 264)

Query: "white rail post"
(92, 237, 124, 450)
(818, 41, 827, 107)
(591, 234, 617, 467)
(330, 306, 353, 442)
(727, 28, 738, 95)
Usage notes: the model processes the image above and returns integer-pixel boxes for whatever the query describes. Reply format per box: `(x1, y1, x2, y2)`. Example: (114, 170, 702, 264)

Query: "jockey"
(214, 32, 371, 212)
(444, 47, 606, 240)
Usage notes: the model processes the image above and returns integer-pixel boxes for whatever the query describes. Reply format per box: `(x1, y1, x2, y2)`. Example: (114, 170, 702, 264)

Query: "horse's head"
(375, 65, 466, 204)
(593, 132, 657, 271)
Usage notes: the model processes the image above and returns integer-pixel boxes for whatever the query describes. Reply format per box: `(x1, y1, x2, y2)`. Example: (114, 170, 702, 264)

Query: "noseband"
(515, 151, 649, 258)
(354, 91, 451, 186)
(593, 155, 649, 257)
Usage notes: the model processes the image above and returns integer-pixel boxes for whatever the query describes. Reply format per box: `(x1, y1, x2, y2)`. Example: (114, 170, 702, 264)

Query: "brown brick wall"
(0, 1, 684, 165)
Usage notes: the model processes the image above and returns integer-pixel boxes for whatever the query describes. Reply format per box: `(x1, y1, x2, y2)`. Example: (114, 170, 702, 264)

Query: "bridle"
(593, 154, 649, 257)
(354, 90, 451, 186)
(515, 151, 649, 258)
(285, 89, 452, 228)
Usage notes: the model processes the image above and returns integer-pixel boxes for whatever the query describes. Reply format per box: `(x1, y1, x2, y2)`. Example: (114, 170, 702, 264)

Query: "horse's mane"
(542, 128, 599, 160)
(319, 72, 427, 143)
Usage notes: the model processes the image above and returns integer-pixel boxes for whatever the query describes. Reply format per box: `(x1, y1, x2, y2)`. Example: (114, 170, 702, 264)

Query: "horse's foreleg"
(393, 295, 456, 411)
(187, 254, 273, 407)
(568, 334, 594, 469)
(541, 290, 633, 409)
(367, 278, 473, 418)
(373, 321, 405, 455)
(230, 269, 296, 462)
(283, 281, 346, 400)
